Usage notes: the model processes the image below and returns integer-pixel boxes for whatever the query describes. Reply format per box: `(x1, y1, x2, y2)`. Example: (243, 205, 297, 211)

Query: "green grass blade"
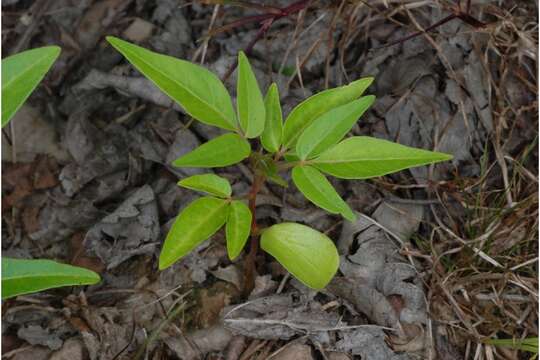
(485, 337, 539, 354)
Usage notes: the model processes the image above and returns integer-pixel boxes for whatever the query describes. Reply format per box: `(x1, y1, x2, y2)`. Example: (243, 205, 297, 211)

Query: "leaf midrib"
(4, 273, 97, 281)
(172, 199, 227, 253)
(115, 41, 233, 128)
(300, 168, 340, 212)
(312, 156, 446, 164)
(2, 51, 56, 91)
(298, 106, 359, 159)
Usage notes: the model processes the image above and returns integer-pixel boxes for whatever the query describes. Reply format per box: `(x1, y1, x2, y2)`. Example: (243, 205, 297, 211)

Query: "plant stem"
(243, 173, 265, 297)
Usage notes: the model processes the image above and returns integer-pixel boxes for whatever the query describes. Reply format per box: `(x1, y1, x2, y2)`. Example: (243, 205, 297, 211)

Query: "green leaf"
(485, 337, 538, 354)
(173, 133, 251, 168)
(2, 258, 100, 299)
(226, 200, 252, 260)
(107, 36, 237, 131)
(2, 46, 60, 127)
(258, 155, 288, 187)
(261, 83, 283, 152)
(292, 166, 355, 221)
(237, 51, 265, 138)
(284, 152, 300, 163)
(159, 197, 228, 269)
(178, 174, 231, 198)
(261, 223, 339, 289)
(311, 136, 453, 179)
(281, 77, 373, 149)
(296, 96, 375, 160)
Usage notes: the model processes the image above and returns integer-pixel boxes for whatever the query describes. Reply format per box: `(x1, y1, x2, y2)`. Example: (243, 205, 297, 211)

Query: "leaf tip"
(88, 272, 101, 284)
(48, 45, 62, 58)
(363, 76, 375, 87)
(434, 152, 454, 162)
(342, 209, 356, 222)
(363, 94, 376, 104)
(172, 156, 188, 168)
(227, 251, 240, 261)
(105, 35, 118, 44)
(158, 256, 172, 271)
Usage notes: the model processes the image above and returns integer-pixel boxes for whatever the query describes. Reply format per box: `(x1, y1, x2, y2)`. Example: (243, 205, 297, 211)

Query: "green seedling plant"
(107, 36, 453, 290)
(485, 337, 538, 359)
(2, 46, 100, 299)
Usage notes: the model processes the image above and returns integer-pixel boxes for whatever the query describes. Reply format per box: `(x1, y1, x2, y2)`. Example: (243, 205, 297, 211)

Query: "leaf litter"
(2, 0, 537, 359)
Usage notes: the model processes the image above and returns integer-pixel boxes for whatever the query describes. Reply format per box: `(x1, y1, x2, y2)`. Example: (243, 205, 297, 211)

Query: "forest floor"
(1, 0, 538, 359)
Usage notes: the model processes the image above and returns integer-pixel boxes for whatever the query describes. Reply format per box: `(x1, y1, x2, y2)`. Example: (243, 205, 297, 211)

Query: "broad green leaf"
(2, 46, 60, 127)
(159, 197, 228, 269)
(237, 51, 265, 138)
(284, 152, 300, 163)
(261, 223, 339, 289)
(311, 136, 453, 179)
(178, 174, 231, 198)
(107, 36, 237, 131)
(261, 83, 283, 152)
(226, 200, 252, 260)
(296, 96, 375, 160)
(2, 258, 100, 299)
(281, 77, 373, 149)
(173, 133, 251, 168)
(292, 166, 355, 221)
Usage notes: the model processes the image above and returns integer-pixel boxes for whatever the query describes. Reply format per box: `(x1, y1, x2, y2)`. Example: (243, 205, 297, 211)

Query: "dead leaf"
(84, 185, 160, 269)
(49, 338, 85, 360)
(2, 105, 68, 163)
(122, 18, 155, 43)
(272, 343, 314, 360)
(196, 283, 237, 328)
(334, 328, 410, 360)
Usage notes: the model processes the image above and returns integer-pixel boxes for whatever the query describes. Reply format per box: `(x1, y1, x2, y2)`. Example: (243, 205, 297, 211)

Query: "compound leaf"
(173, 133, 251, 168)
(237, 51, 265, 138)
(261, 83, 283, 152)
(292, 166, 355, 221)
(2, 46, 60, 127)
(178, 174, 231, 198)
(281, 77, 373, 149)
(296, 96, 375, 160)
(159, 197, 228, 269)
(2, 258, 100, 299)
(311, 136, 453, 179)
(261, 223, 339, 290)
(107, 36, 237, 131)
(226, 200, 252, 260)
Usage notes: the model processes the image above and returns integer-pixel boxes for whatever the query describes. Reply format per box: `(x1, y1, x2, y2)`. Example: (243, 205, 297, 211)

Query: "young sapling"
(107, 36, 453, 291)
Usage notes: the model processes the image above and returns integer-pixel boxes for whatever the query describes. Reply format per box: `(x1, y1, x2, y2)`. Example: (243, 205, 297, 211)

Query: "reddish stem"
(242, 173, 265, 296)
(375, 0, 486, 50)
(220, 0, 312, 81)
